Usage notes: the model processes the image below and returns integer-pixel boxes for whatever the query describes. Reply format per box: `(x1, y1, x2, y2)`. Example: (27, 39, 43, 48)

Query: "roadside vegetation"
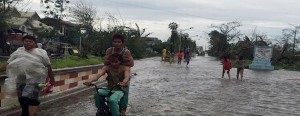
(50, 55, 103, 69)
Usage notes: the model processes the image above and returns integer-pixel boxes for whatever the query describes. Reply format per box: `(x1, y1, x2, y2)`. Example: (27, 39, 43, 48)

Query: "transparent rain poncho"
(3, 48, 48, 97)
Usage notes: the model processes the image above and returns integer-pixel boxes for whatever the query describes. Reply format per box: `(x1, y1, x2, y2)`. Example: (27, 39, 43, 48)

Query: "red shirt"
(177, 52, 183, 58)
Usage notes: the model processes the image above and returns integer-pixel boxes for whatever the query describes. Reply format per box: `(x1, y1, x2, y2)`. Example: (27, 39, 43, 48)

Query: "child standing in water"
(162, 47, 167, 63)
(222, 56, 232, 79)
(177, 50, 183, 65)
(236, 56, 245, 80)
(185, 51, 191, 67)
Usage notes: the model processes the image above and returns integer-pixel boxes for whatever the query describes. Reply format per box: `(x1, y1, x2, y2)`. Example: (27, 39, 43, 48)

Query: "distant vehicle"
(45, 42, 79, 58)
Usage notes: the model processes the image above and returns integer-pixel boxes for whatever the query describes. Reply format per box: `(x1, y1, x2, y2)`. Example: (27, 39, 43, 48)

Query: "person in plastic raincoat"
(0, 35, 55, 116)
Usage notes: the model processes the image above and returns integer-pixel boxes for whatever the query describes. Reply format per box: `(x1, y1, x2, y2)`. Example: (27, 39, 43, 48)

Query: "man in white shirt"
(0, 35, 54, 116)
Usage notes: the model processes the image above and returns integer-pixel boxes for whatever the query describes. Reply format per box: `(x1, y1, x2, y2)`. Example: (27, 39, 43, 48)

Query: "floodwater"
(127, 56, 300, 116)
(3, 55, 300, 116)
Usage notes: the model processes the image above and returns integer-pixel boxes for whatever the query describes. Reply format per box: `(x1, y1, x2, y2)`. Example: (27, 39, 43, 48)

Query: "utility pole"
(168, 22, 178, 53)
(80, 28, 86, 53)
(179, 27, 193, 52)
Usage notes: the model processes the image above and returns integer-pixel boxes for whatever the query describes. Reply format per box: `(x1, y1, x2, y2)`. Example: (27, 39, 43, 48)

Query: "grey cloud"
(87, 0, 300, 23)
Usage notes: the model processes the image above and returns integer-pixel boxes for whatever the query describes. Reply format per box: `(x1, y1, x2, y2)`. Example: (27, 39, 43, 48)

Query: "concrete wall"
(0, 65, 103, 108)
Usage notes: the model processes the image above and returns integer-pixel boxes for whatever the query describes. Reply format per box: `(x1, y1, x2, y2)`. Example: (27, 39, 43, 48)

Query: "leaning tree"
(210, 21, 243, 42)
(70, 1, 96, 58)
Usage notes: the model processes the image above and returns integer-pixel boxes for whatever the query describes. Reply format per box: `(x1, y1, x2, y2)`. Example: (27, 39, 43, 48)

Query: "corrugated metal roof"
(31, 20, 53, 30)
(7, 17, 28, 26)
(20, 12, 36, 18)
(20, 12, 41, 20)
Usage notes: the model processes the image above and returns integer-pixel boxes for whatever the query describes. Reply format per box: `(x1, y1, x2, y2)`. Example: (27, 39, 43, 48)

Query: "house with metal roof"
(4, 7, 52, 36)
(1, 8, 53, 55)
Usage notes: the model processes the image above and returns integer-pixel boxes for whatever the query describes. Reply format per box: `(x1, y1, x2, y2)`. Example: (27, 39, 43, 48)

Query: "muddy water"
(6, 56, 300, 116)
(127, 56, 300, 116)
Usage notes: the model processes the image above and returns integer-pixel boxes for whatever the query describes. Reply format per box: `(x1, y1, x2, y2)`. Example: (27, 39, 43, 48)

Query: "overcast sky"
(26, 0, 300, 47)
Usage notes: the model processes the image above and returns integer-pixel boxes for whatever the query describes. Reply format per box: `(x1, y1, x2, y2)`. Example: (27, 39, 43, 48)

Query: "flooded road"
(8, 56, 300, 116)
(127, 56, 300, 116)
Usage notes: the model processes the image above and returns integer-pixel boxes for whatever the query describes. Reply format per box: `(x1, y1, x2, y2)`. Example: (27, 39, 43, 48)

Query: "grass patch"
(51, 55, 103, 69)
(0, 55, 103, 72)
(272, 61, 300, 71)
